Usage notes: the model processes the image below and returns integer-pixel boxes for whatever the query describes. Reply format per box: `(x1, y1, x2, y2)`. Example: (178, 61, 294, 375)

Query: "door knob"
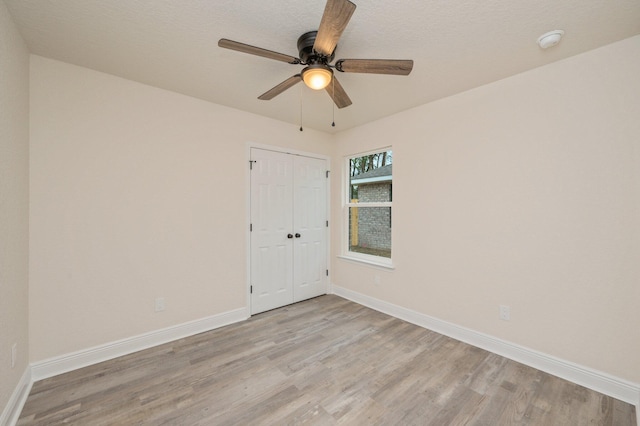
(295, 233, 301, 238)
(287, 234, 293, 239)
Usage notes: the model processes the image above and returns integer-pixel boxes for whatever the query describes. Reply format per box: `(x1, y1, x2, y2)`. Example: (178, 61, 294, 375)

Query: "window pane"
(349, 151, 392, 202)
(349, 206, 391, 258)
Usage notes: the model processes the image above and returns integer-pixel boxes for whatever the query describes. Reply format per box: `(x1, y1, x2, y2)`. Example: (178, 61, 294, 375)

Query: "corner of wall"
(0, 366, 32, 426)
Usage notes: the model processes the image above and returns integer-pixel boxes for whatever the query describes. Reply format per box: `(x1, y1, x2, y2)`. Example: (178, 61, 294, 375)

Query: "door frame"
(245, 142, 331, 316)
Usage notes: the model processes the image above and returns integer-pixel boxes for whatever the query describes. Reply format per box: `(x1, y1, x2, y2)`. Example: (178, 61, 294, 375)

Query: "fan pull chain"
(331, 78, 336, 127)
(299, 85, 304, 132)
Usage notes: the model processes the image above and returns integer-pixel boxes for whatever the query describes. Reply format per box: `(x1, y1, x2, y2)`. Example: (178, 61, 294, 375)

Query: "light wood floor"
(18, 295, 636, 425)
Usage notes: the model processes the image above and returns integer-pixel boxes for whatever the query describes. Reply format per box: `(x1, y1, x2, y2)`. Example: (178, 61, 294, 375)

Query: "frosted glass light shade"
(302, 65, 333, 90)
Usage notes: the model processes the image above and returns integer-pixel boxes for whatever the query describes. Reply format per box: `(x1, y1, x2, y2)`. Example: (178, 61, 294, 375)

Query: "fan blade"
(219, 39, 300, 64)
(258, 75, 302, 100)
(325, 76, 352, 108)
(313, 0, 356, 57)
(336, 59, 413, 75)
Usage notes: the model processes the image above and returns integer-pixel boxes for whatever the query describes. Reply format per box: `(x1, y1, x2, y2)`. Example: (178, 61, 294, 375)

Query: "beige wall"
(331, 35, 640, 383)
(21, 29, 640, 393)
(29, 56, 332, 362)
(0, 0, 30, 414)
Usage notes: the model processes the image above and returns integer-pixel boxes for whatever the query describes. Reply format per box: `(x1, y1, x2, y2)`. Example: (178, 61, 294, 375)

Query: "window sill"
(337, 255, 396, 270)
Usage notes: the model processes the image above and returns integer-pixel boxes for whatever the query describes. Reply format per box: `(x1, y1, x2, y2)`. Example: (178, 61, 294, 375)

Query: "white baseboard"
(31, 307, 249, 382)
(332, 285, 640, 420)
(1, 366, 32, 426)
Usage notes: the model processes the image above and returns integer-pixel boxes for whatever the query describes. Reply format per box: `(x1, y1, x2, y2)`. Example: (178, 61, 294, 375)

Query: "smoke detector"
(537, 30, 564, 49)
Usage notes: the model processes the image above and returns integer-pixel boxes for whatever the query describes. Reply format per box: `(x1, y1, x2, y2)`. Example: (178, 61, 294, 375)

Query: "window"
(344, 149, 393, 265)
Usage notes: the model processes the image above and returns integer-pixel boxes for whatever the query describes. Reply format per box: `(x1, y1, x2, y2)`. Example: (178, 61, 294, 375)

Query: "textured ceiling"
(5, 0, 640, 133)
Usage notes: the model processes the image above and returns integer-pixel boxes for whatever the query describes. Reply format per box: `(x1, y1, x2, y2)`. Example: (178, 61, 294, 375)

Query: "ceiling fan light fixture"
(302, 65, 333, 90)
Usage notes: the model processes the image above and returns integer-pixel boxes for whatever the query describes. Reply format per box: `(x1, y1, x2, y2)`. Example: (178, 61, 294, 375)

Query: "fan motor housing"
(297, 31, 335, 64)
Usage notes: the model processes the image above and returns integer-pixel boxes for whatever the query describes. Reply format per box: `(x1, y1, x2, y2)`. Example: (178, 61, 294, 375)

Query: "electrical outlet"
(499, 305, 511, 321)
(11, 343, 17, 368)
(155, 297, 165, 312)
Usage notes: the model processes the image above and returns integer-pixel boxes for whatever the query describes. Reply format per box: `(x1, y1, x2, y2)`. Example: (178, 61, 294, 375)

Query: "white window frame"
(340, 147, 394, 269)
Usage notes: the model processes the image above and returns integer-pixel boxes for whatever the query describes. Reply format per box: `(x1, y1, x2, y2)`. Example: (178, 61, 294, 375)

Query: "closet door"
(250, 149, 294, 314)
(292, 155, 327, 302)
(250, 148, 327, 315)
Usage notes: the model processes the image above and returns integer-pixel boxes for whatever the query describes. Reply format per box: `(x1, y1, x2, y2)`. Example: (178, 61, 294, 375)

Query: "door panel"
(293, 155, 327, 302)
(250, 149, 294, 314)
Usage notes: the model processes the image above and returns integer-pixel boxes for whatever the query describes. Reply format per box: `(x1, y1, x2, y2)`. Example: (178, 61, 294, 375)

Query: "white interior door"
(250, 148, 327, 315)
(250, 149, 294, 314)
(293, 155, 327, 302)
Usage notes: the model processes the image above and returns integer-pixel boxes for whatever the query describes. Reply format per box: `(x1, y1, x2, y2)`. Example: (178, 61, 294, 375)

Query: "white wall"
(29, 56, 332, 362)
(331, 35, 640, 384)
(0, 0, 30, 416)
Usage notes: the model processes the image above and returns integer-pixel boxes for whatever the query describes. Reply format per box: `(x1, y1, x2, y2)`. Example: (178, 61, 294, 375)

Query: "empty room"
(1, 0, 639, 424)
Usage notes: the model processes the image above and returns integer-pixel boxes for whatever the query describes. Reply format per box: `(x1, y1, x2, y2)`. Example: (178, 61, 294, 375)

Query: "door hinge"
(250, 285, 253, 294)
(326, 269, 329, 276)
(249, 160, 256, 170)
(326, 220, 329, 227)
(250, 223, 253, 232)
(326, 170, 330, 178)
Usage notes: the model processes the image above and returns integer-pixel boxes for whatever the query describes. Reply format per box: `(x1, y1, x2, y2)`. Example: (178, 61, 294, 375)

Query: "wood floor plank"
(17, 295, 637, 425)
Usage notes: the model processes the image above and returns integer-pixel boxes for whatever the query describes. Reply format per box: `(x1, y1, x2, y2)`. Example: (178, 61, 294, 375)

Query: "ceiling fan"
(218, 0, 413, 109)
